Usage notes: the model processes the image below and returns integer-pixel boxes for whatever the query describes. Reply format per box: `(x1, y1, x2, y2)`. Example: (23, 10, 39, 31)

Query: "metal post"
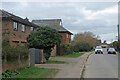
(118, 24, 120, 41)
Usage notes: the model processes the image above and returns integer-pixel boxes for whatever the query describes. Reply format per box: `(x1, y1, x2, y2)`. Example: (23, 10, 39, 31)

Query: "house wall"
(2, 19, 38, 72)
(51, 32, 71, 56)
(2, 19, 72, 57)
(2, 19, 37, 46)
(59, 32, 71, 44)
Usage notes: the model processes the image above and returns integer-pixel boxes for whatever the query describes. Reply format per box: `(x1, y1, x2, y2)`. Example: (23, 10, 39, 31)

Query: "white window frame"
(67, 33, 69, 38)
(13, 22, 18, 31)
(60, 21, 62, 26)
(22, 24, 25, 32)
(30, 27, 34, 31)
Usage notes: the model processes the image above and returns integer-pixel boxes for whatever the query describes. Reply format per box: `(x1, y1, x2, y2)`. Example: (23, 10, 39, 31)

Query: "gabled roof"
(32, 19, 73, 35)
(1, 10, 39, 28)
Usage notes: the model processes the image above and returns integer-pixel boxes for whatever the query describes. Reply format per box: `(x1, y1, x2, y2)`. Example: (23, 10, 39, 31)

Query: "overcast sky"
(1, 2, 118, 43)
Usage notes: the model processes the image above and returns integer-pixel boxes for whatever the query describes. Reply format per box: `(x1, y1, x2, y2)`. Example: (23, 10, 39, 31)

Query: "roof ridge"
(2, 10, 26, 21)
(32, 19, 61, 21)
(1, 10, 39, 28)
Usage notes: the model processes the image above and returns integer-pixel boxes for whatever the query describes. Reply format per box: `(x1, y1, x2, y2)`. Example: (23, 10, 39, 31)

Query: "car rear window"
(96, 46, 102, 49)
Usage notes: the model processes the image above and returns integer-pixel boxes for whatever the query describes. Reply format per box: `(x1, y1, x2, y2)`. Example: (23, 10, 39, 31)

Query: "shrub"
(112, 41, 120, 52)
(72, 41, 91, 52)
(27, 26, 62, 60)
(43, 48, 52, 60)
(60, 43, 73, 55)
(2, 39, 29, 61)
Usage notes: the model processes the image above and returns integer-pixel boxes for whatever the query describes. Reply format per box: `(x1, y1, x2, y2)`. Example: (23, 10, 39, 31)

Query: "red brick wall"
(2, 20, 37, 46)
(59, 32, 71, 44)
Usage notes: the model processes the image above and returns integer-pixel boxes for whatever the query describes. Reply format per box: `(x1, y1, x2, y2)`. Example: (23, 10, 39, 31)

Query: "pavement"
(35, 57, 75, 69)
(84, 48, 118, 78)
(35, 52, 91, 78)
(54, 53, 91, 78)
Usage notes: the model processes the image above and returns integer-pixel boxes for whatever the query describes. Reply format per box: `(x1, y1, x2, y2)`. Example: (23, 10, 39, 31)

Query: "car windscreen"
(108, 48, 115, 51)
(96, 46, 102, 49)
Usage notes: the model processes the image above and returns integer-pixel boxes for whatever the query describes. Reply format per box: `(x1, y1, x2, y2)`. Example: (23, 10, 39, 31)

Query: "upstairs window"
(22, 24, 25, 32)
(13, 22, 18, 31)
(67, 34, 69, 38)
(30, 27, 34, 31)
(60, 21, 62, 26)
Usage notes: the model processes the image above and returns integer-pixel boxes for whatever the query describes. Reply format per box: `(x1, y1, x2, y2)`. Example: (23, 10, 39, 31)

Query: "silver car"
(95, 46, 103, 54)
(108, 48, 116, 54)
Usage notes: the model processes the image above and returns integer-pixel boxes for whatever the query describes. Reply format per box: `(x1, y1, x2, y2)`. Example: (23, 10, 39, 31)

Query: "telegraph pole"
(118, 24, 120, 41)
(118, 2, 120, 52)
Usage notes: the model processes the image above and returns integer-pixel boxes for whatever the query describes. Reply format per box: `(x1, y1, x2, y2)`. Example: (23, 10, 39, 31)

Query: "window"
(67, 34, 69, 38)
(12, 41, 19, 45)
(60, 21, 62, 26)
(13, 22, 18, 30)
(30, 27, 34, 31)
(22, 24, 25, 32)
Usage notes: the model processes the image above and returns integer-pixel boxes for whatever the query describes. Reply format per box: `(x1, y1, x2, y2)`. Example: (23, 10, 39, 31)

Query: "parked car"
(95, 46, 103, 54)
(108, 48, 116, 54)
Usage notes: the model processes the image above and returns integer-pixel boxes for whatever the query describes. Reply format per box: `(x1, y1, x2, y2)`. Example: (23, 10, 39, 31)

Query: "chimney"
(24, 17, 29, 21)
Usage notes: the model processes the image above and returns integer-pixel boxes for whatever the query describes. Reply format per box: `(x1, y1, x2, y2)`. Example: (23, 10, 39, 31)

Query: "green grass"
(57, 53, 84, 58)
(3, 66, 58, 78)
(44, 60, 66, 64)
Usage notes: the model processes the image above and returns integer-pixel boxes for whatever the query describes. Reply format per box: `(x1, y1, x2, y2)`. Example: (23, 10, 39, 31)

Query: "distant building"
(1, 10, 39, 46)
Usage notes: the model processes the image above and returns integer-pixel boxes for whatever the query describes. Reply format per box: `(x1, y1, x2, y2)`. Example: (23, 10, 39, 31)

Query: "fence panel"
(29, 48, 35, 66)
(35, 49, 42, 64)
(29, 48, 42, 65)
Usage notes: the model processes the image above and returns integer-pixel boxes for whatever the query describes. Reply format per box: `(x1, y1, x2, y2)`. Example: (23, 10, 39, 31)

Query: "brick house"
(32, 19, 73, 56)
(1, 10, 39, 46)
(32, 19, 73, 44)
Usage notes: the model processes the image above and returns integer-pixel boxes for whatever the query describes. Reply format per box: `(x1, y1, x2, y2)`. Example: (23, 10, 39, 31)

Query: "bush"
(112, 41, 120, 52)
(72, 41, 91, 52)
(43, 48, 52, 60)
(27, 26, 62, 60)
(60, 43, 73, 55)
(2, 39, 29, 61)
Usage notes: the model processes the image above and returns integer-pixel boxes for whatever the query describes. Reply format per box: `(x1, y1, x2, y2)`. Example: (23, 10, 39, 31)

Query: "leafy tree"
(111, 41, 120, 51)
(72, 41, 91, 52)
(27, 26, 62, 60)
(72, 32, 101, 49)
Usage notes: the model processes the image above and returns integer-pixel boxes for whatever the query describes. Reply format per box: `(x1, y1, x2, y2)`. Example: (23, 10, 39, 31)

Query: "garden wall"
(2, 54, 29, 72)
(2, 45, 30, 72)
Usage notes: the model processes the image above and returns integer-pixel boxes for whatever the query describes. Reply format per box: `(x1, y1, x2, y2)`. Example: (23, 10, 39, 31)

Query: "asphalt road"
(84, 48, 118, 78)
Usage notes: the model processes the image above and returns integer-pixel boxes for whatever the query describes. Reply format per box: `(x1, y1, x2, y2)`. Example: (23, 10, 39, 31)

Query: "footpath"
(35, 52, 92, 78)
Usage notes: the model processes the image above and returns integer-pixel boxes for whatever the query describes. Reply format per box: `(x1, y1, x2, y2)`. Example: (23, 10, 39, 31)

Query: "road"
(84, 48, 118, 78)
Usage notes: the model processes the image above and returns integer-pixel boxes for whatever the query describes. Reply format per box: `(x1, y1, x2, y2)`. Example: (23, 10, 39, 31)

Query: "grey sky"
(1, 2, 118, 43)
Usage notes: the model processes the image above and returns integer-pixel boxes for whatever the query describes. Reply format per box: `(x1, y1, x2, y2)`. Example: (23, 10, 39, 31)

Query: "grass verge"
(57, 53, 84, 58)
(2, 66, 58, 78)
(44, 60, 66, 64)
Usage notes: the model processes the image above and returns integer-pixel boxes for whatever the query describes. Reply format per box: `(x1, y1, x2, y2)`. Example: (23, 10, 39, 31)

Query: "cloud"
(1, 2, 118, 43)
(86, 5, 118, 20)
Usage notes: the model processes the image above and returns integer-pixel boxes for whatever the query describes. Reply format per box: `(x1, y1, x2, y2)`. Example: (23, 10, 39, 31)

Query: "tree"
(72, 32, 101, 49)
(27, 26, 62, 60)
(111, 41, 120, 51)
(103, 40, 107, 44)
(72, 41, 91, 52)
